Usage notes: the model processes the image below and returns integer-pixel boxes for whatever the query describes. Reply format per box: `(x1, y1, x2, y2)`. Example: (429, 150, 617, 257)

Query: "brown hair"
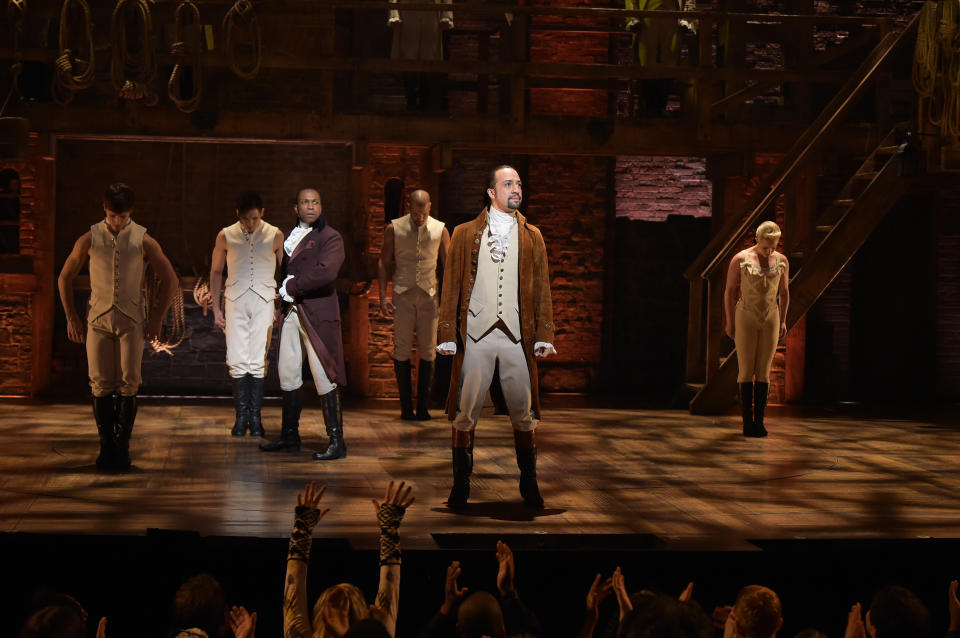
(734, 585, 783, 638)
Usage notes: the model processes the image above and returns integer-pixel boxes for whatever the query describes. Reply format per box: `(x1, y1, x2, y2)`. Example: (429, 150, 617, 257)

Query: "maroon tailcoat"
(281, 224, 347, 387)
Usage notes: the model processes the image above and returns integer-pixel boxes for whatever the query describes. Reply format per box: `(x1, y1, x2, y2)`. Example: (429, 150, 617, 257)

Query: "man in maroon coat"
(260, 188, 348, 460)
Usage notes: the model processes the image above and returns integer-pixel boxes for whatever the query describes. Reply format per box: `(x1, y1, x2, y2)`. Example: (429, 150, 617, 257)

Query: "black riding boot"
(93, 395, 117, 470)
(247, 375, 265, 438)
(515, 430, 544, 508)
(394, 359, 416, 420)
(447, 429, 474, 508)
(753, 382, 770, 437)
(739, 382, 754, 437)
(415, 359, 434, 421)
(115, 395, 138, 470)
(231, 375, 250, 436)
(314, 388, 347, 460)
(260, 388, 301, 451)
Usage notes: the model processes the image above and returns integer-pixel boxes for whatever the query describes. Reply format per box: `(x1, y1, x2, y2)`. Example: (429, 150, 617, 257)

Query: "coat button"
(474, 238, 480, 244)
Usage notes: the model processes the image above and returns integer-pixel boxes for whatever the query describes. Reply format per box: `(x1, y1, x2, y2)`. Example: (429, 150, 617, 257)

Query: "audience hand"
(496, 540, 516, 596)
(711, 605, 733, 630)
(440, 561, 470, 616)
(366, 603, 390, 627)
(949, 581, 960, 632)
(297, 481, 330, 518)
(229, 606, 257, 638)
(372, 480, 415, 514)
(612, 566, 632, 621)
(844, 602, 866, 638)
(678, 582, 694, 602)
(585, 573, 613, 621)
(96, 617, 107, 638)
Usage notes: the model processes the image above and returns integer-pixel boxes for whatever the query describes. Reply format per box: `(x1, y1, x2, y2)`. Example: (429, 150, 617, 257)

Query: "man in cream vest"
(437, 166, 556, 509)
(210, 191, 284, 437)
(58, 183, 178, 470)
(378, 189, 450, 420)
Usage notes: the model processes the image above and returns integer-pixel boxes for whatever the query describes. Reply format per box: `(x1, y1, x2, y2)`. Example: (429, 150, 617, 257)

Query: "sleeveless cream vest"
(224, 220, 279, 302)
(88, 220, 147, 321)
(392, 214, 445, 296)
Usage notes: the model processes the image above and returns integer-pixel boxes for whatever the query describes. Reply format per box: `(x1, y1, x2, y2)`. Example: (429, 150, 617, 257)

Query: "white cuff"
(437, 341, 457, 355)
(280, 275, 295, 303)
(534, 342, 557, 355)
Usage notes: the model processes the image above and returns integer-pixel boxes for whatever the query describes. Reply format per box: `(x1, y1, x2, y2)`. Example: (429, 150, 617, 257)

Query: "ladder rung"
(790, 251, 803, 258)
(852, 171, 877, 179)
(835, 199, 855, 207)
(875, 145, 898, 154)
(815, 224, 833, 232)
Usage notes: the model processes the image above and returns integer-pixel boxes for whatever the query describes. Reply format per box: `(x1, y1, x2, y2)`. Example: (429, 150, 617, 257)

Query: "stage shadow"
(430, 501, 566, 522)
(60, 464, 146, 475)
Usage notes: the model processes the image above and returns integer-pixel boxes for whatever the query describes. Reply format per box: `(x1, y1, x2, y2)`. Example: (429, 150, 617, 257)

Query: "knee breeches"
(278, 309, 335, 395)
(734, 303, 779, 383)
(86, 308, 144, 397)
(392, 287, 439, 361)
(453, 328, 535, 433)
(225, 290, 274, 378)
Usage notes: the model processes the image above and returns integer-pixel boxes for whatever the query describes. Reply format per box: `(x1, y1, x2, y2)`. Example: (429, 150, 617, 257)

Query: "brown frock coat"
(281, 224, 347, 387)
(438, 209, 555, 420)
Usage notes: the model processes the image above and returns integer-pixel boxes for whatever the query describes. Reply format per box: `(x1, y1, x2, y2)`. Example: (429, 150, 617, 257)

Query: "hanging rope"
(192, 276, 214, 316)
(222, 0, 262, 80)
(914, 0, 960, 139)
(144, 265, 186, 356)
(942, 0, 960, 137)
(167, 0, 203, 113)
(51, 0, 96, 106)
(913, 1, 939, 99)
(5, 1, 26, 105)
(110, 0, 158, 106)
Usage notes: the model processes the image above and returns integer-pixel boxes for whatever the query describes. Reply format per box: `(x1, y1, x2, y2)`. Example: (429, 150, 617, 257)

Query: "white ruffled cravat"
(280, 221, 313, 302)
(486, 206, 516, 263)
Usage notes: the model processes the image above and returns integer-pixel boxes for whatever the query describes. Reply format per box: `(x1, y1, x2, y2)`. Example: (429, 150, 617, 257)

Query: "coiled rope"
(914, 0, 960, 138)
(167, 0, 203, 113)
(145, 265, 185, 356)
(110, 0, 158, 106)
(222, 0, 262, 80)
(51, 0, 96, 106)
(192, 276, 215, 316)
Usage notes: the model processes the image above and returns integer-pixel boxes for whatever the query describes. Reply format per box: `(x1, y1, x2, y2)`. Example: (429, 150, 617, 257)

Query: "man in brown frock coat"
(260, 188, 348, 460)
(437, 165, 556, 508)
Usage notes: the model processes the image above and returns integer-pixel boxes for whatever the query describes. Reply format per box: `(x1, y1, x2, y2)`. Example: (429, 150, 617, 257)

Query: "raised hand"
(297, 481, 330, 519)
(96, 617, 107, 638)
(585, 573, 614, 619)
(612, 566, 632, 622)
(441, 561, 470, 616)
(229, 606, 258, 638)
(372, 480, 415, 512)
(678, 582, 694, 602)
(496, 540, 515, 596)
(844, 602, 866, 638)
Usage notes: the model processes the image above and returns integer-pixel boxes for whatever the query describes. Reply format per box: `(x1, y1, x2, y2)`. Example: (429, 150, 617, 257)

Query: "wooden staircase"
(683, 15, 919, 415)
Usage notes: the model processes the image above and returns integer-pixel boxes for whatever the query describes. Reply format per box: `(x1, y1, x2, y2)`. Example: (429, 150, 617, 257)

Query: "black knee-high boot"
(93, 395, 117, 469)
(231, 375, 250, 436)
(753, 382, 770, 437)
(447, 428, 474, 508)
(415, 359, 434, 421)
(247, 375, 265, 437)
(739, 382, 754, 437)
(393, 359, 416, 420)
(115, 395, 138, 469)
(515, 430, 544, 509)
(260, 388, 301, 451)
(314, 387, 347, 460)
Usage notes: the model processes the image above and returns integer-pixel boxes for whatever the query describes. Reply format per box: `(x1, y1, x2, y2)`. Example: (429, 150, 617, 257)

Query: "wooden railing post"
(685, 277, 706, 383)
(705, 270, 725, 381)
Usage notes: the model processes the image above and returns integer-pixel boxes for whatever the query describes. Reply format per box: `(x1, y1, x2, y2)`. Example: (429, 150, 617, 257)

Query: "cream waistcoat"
(224, 220, 279, 302)
(88, 220, 147, 322)
(467, 224, 521, 342)
(392, 214, 445, 296)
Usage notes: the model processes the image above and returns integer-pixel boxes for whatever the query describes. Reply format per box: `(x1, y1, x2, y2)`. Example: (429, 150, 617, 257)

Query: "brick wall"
(615, 156, 711, 220)
(0, 295, 32, 395)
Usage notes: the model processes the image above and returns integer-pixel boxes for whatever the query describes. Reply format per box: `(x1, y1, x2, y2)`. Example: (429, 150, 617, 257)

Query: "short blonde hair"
(734, 585, 782, 638)
(312, 583, 368, 638)
(756, 221, 781, 244)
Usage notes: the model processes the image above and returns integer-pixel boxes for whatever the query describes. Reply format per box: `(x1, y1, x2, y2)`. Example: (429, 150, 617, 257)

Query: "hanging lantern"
(0, 117, 29, 160)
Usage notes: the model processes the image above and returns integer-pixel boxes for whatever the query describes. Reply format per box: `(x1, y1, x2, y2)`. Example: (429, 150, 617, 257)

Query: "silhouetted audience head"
(312, 583, 368, 638)
(457, 592, 506, 638)
(618, 594, 713, 638)
(793, 630, 827, 638)
(867, 585, 930, 638)
(733, 585, 783, 638)
(173, 574, 228, 638)
(343, 618, 391, 638)
(19, 602, 86, 638)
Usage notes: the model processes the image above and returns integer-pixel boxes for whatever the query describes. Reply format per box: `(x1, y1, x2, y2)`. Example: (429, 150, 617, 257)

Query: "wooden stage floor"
(3, 398, 960, 550)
